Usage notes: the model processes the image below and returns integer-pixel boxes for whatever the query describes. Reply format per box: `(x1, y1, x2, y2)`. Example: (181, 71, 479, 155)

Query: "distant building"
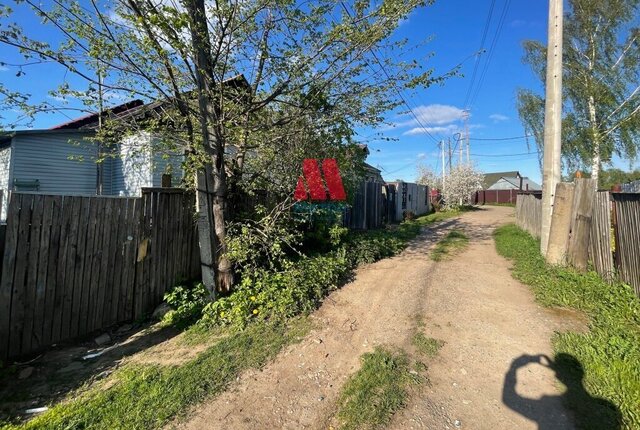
(482, 171, 541, 191)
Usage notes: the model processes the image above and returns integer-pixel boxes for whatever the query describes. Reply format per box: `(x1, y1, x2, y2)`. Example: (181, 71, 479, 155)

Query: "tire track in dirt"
(171, 218, 460, 430)
(173, 207, 584, 430)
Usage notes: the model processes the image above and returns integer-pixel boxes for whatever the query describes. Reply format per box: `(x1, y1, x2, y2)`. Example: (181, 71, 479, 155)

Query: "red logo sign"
(294, 159, 346, 201)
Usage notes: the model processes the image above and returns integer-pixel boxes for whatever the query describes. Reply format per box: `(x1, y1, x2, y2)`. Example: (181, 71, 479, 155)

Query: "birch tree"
(0, 0, 448, 293)
(517, 0, 640, 184)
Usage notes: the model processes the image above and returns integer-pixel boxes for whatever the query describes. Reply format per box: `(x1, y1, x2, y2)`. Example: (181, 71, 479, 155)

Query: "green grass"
(0, 319, 310, 430)
(335, 347, 417, 430)
(430, 230, 469, 261)
(494, 224, 640, 430)
(412, 332, 445, 358)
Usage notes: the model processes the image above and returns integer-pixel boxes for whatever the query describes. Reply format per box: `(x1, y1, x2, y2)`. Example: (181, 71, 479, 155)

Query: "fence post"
(546, 182, 575, 265)
(567, 178, 597, 270)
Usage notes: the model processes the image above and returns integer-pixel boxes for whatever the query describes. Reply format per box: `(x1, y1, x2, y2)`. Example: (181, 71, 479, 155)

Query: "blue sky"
(3, 0, 635, 184)
(361, 0, 549, 184)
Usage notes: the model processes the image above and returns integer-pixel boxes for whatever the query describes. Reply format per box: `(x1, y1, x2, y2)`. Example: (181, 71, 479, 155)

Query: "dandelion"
(220, 311, 225, 317)
(252, 309, 258, 315)
(250, 296, 256, 301)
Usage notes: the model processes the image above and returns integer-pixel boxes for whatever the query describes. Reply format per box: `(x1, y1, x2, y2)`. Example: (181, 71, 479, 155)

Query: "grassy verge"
(430, 230, 469, 262)
(0, 319, 310, 430)
(494, 224, 640, 430)
(335, 348, 417, 430)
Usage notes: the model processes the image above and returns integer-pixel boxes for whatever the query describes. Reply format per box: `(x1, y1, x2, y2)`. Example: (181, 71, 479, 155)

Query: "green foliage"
(430, 230, 469, 262)
(0, 319, 310, 430)
(494, 224, 640, 429)
(336, 347, 416, 430)
(412, 332, 444, 358)
(162, 283, 209, 329)
(517, 0, 640, 178)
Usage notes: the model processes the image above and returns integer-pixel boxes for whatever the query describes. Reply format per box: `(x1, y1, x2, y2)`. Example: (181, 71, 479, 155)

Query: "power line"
(468, 0, 513, 108)
(463, 0, 496, 108)
(471, 151, 540, 157)
(340, 2, 440, 145)
(470, 135, 532, 141)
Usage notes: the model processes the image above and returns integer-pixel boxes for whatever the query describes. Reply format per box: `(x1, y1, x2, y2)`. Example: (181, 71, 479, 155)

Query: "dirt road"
(173, 206, 584, 430)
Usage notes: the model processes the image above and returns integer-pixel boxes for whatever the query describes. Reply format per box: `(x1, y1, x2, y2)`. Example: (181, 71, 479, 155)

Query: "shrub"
(162, 283, 209, 329)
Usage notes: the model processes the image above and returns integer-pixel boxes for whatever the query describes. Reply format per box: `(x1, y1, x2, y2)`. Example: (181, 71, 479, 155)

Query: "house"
(0, 75, 253, 220)
(482, 171, 541, 191)
(0, 102, 183, 219)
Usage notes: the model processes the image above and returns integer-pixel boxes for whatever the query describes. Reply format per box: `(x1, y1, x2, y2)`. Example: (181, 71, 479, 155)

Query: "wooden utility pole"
(540, 0, 564, 256)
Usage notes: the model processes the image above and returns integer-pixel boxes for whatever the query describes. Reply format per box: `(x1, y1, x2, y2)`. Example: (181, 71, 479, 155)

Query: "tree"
(517, 0, 640, 183)
(0, 0, 448, 294)
(417, 163, 483, 209)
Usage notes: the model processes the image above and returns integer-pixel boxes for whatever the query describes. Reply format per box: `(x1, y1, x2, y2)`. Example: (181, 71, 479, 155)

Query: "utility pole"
(96, 69, 104, 196)
(447, 138, 452, 173)
(441, 140, 446, 194)
(540, 0, 564, 256)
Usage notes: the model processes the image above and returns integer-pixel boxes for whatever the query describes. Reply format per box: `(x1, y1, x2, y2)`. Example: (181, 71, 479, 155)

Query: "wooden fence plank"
(0, 194, 22, 359)
(79, 197, 99, 334)
(42, 196, 62, 346)
(589, 192, 614, 282)
(102, 199, 122, 327)
(70, 198, 91, 338)
(61, 197, 82, 341)
(9, 194, 35, 355)
(32, 196, 54, 351)
(613, 193, 640, 297)
(567, 179, 597, 270)
(21, 194, 44, 353)
(94, 198, 114, 331)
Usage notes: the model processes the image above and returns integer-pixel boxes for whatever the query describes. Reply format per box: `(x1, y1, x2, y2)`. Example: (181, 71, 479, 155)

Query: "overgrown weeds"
(494, 224, 640, 430)
(430, 229, 469, 261)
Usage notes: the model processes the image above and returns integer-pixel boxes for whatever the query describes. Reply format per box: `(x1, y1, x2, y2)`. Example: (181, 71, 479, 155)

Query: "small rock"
(454, 420, 461, 428)
(94, 333, 111, 346)
(152, 303, 171, 319)
(409, 370, 419, 375)
(116, 324, 133, 334)
(318, 396, 325, 401)
(18, 366, 34, 380)
(314, 338, 323, 344)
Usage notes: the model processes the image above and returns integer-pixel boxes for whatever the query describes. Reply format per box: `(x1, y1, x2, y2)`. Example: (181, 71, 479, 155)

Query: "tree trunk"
(588, 95, 601, 185)
(186, 0, 234, 293)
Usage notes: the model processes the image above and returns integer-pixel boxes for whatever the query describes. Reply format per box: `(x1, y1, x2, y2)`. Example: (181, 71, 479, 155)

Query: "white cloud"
(489, 113, 509, 122)
(403, 124, 462, 136)
(417, 152, 426, 159)
(397, 104, 466, 128)
(0, 65, 8, 71)
(509, 19, 526, 28)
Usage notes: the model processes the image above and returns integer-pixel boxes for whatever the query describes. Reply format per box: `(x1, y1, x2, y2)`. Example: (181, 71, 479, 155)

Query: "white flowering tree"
(418, 164, 483, 209)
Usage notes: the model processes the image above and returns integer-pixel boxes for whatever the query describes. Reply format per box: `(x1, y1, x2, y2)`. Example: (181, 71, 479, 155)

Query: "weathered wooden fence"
(612, 193, 640, 296)
(343, 181, 386, 230)
(515, 183, 640, 297)
(589, 191, 614, 282)
(515, 193, 542, 238)
(0, 189, 200, 360)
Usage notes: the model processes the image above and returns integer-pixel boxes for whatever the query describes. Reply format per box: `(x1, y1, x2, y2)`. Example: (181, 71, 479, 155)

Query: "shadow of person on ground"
(503, 353, 621, 430)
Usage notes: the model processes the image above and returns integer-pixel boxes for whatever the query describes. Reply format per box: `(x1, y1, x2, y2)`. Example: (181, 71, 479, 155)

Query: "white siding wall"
(0, 144, 12, 220)
(11, 132, 98, 195)
(114, 133, 153, 196)
(151, 138, 184, 187)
